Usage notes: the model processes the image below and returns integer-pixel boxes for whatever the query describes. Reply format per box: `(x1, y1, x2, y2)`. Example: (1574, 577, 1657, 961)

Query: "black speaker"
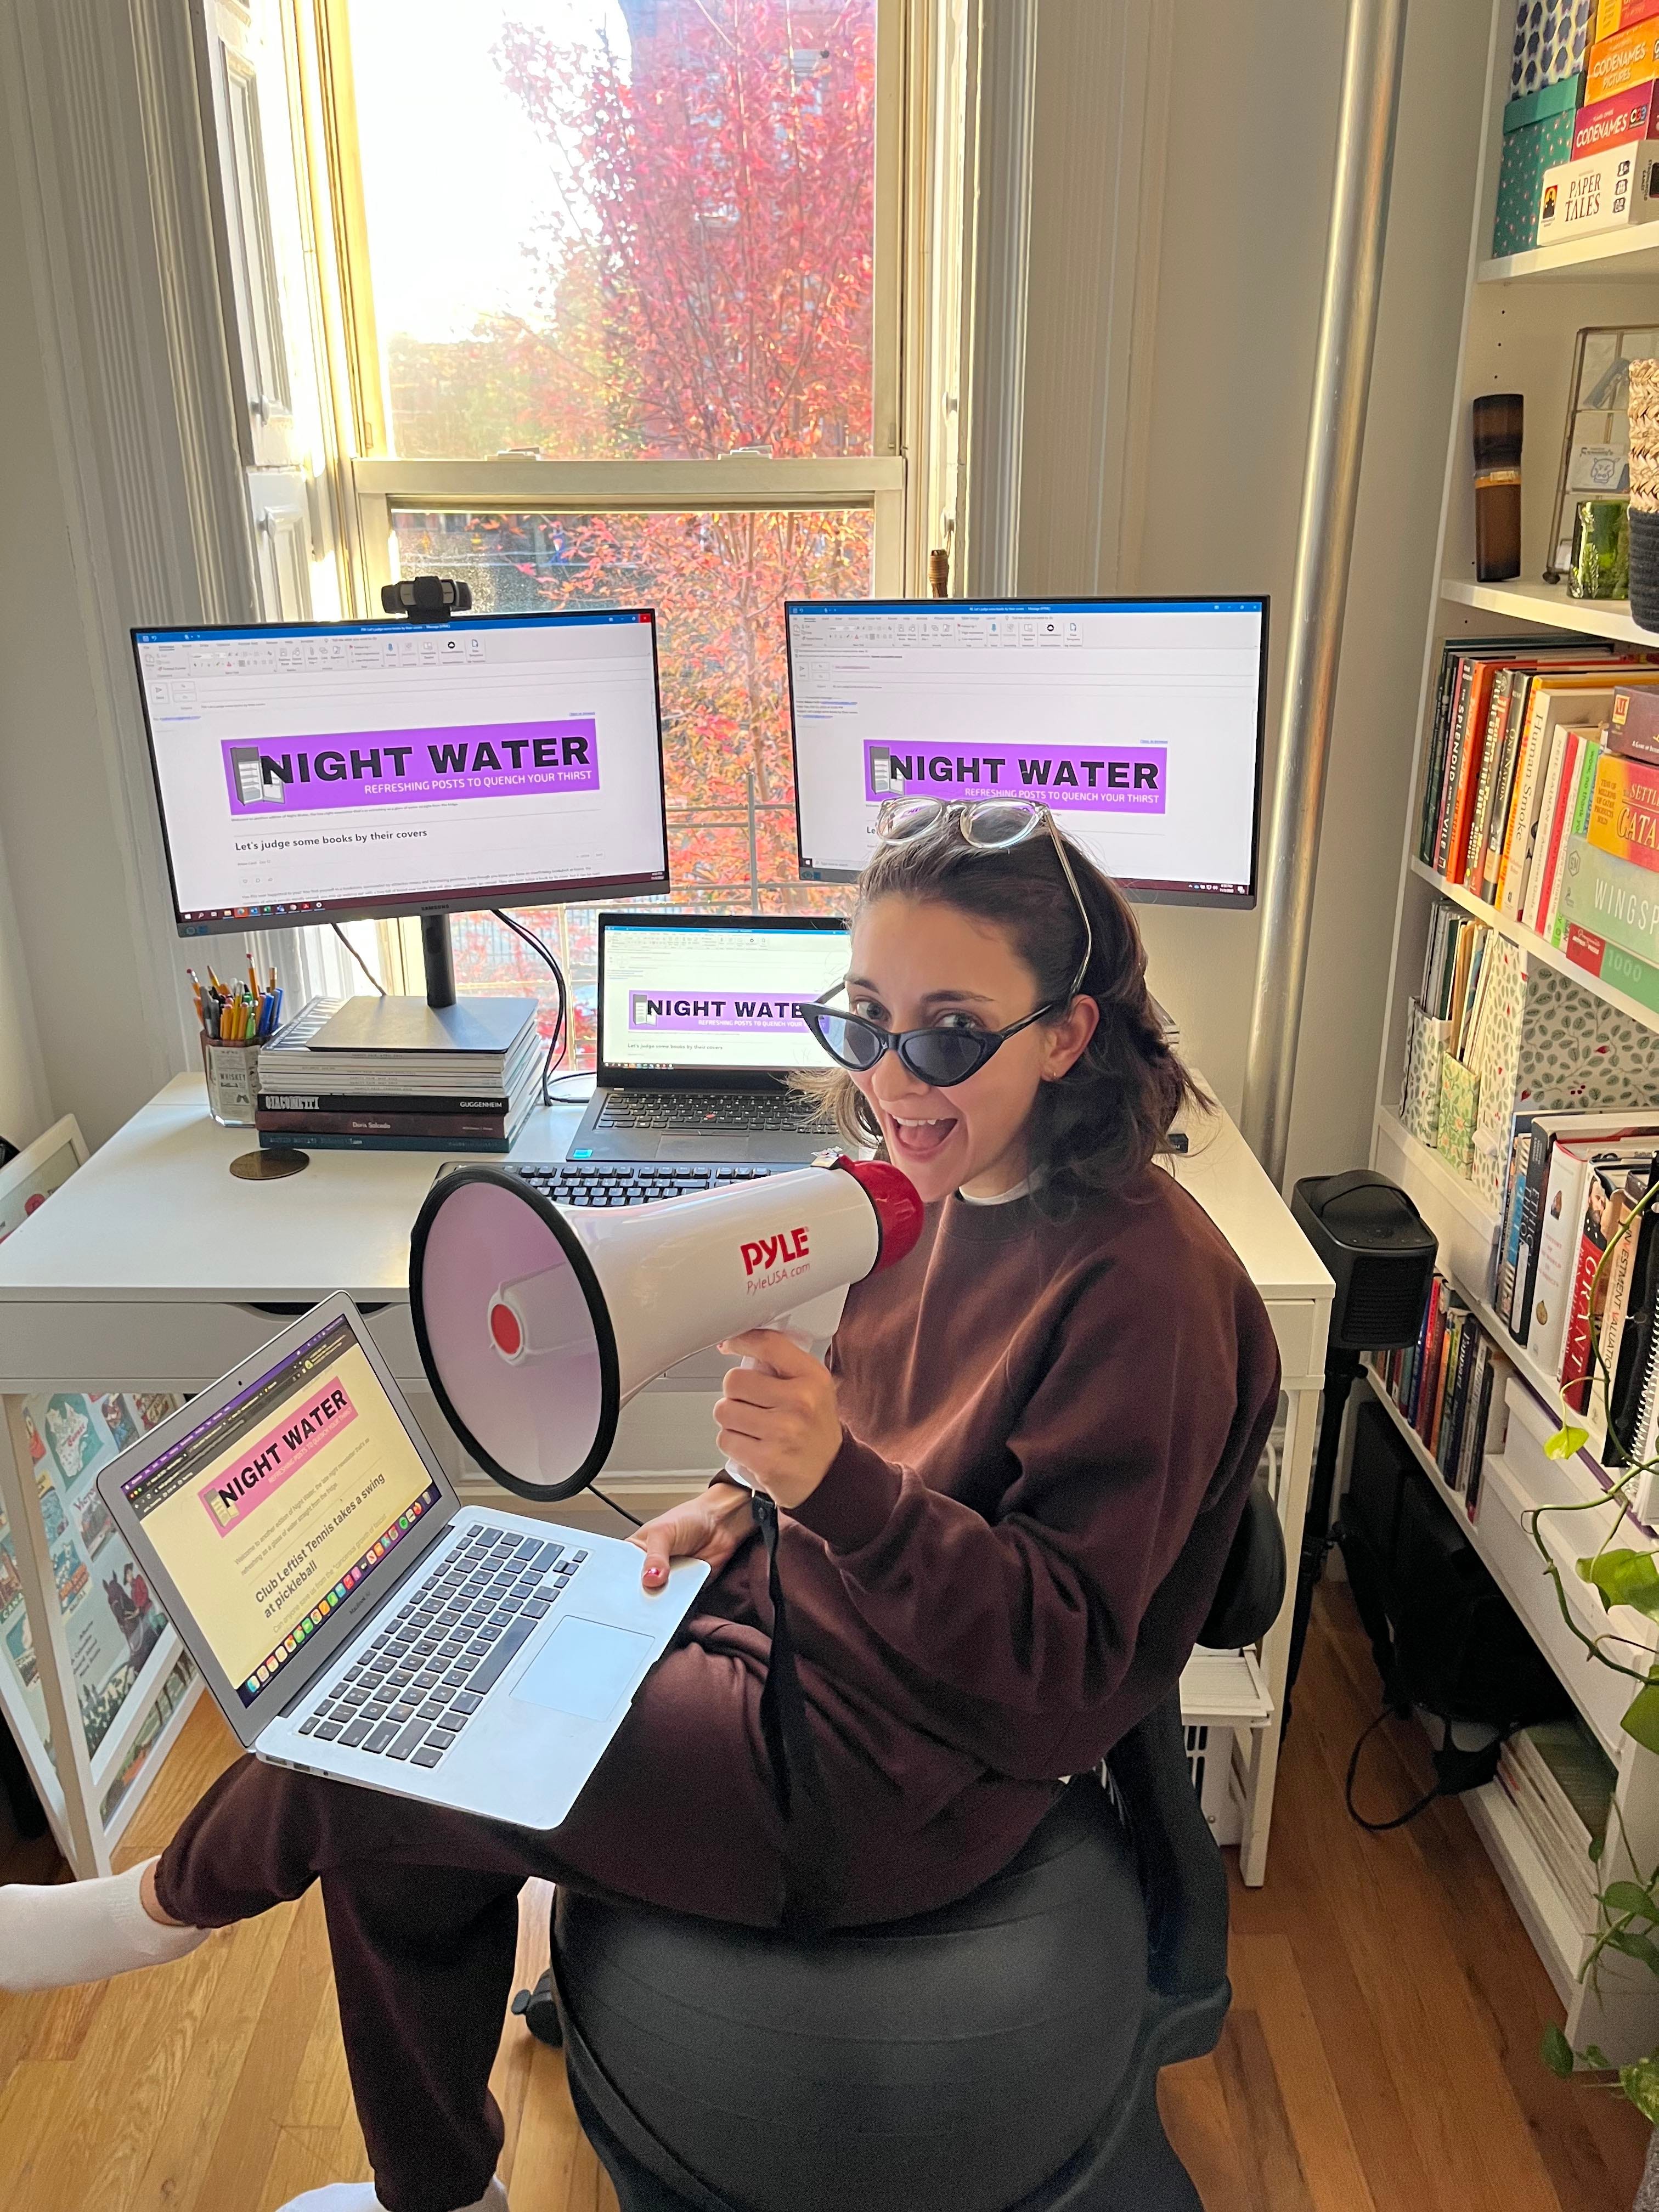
(1291, 1170, 1438, 1352)
(1284, 1170, 1438, 1724)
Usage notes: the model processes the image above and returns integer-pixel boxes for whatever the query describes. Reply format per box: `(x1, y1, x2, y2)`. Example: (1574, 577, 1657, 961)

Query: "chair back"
(1105, 1474, 1286, 2022)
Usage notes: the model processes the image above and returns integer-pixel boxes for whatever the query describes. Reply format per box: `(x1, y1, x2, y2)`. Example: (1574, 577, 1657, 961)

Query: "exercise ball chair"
(523, 1479, 1286, 2212)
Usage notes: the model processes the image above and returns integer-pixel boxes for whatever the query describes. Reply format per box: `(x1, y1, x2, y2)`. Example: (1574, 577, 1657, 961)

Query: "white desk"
(0, 1076, 1330, 1882)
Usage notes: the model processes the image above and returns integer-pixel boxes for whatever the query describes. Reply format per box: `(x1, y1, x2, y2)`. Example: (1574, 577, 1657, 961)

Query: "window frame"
(297, 0, 915, 616)
(264, 0, 952, 1009)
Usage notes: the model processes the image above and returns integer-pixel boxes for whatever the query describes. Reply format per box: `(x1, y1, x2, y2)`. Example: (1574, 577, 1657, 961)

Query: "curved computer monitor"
(132, 610, 670, 935)
(786, 596, 1268, 906)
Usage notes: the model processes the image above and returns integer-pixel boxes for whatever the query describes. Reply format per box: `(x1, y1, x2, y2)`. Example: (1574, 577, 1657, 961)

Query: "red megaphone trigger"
(830, 1155, 924, 1273)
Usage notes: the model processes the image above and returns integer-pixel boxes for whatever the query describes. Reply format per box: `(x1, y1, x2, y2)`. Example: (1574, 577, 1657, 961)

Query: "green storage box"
(1493, 72, 1584, 256)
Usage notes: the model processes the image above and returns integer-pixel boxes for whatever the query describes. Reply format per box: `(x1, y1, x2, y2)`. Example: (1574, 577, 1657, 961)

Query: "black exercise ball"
(554, 1775, 1146, 2212)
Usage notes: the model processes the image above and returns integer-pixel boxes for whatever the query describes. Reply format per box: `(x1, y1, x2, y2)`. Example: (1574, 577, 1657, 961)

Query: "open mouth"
(884, 1111, 960, 1164)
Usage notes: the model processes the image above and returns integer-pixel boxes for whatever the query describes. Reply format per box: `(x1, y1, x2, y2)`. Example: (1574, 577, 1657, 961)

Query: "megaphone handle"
(722, 1323, 816, 1493)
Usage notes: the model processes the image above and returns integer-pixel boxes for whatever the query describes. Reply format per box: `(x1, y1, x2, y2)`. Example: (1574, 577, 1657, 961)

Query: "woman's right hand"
(628, 1479, 754, 1592)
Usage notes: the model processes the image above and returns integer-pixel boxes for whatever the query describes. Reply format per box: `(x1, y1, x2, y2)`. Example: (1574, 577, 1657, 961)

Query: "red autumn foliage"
(399, 3, 874, 1042)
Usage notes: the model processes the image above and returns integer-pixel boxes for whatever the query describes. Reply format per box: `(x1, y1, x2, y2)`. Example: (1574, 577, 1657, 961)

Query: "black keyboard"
(297, 1523, 585, 1769)
(596, 1088, 827, 1133)
(509, 1160, 779, 1206)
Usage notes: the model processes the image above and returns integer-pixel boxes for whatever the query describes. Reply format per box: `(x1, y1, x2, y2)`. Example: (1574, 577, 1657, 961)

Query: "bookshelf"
(1441, 575, 1658, 645)
(1403, 855, 1659, 1034)
(1479, 227, 1659, 287)
(1367, 0, 1659, 2064)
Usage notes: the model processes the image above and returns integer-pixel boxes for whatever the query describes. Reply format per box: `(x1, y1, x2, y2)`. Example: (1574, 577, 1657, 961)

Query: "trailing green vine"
(1523, 1176, 1659, 2117)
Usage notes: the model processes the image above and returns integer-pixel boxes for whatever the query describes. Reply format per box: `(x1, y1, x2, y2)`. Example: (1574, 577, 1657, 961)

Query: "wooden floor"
(0, 1585, 1650, 2212)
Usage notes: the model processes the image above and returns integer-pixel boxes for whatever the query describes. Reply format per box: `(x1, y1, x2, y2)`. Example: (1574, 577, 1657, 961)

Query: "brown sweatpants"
(152, 1638, 1042, 2212)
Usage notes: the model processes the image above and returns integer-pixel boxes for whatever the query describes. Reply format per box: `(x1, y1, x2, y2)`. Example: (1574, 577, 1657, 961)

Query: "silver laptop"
(567, 910, 849, 1165)
(97, 1294, 707, 1829)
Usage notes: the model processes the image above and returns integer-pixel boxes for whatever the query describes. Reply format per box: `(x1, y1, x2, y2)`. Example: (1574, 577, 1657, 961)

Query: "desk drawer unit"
(0, 1297, 426, 1393)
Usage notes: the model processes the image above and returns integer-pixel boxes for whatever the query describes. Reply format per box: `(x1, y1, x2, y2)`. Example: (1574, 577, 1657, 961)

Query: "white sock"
(275, 2180, 508, 2212)
(0, 1860, 208, 1994)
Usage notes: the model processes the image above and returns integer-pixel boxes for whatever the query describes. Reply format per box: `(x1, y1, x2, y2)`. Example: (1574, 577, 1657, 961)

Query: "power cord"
(490, 909, 568, 1107)
(590, 1484, 643, 1528)
(331, 923, 386, 996)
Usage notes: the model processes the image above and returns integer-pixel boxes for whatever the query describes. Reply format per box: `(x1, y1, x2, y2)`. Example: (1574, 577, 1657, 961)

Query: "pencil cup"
(202, 1039, 261, 1126)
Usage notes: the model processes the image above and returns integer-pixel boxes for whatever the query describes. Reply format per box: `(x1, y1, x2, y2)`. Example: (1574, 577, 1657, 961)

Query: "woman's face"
(844, 893, 1098, 1203)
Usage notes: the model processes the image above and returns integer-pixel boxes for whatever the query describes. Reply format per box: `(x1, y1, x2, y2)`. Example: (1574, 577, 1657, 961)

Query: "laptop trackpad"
(658, 1132, 742, 1159)
(512, 1617, 653, 1722)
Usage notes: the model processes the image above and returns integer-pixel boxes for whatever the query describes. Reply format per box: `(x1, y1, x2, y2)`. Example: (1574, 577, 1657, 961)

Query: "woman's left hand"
(715, 1330, 843, 1511)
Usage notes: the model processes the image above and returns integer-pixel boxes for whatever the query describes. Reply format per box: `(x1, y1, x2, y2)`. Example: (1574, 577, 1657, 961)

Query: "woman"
(0, 800, 1280, 2212)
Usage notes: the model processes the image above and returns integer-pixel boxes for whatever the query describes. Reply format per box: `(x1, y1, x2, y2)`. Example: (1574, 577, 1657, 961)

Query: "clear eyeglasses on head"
(797, 799, 1096, 1089)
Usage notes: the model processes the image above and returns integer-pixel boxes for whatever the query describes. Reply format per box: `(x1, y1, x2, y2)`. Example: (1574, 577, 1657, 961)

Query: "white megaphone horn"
(408, 1155, 924, 1501)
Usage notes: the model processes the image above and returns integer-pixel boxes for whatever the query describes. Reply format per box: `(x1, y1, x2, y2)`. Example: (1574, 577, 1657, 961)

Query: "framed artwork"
(1545, 326, 1659, 583)
(0, 1115, 89, 1245)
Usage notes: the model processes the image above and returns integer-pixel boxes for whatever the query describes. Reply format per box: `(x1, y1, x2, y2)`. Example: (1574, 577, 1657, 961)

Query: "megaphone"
(409, 1155, 924, 1502)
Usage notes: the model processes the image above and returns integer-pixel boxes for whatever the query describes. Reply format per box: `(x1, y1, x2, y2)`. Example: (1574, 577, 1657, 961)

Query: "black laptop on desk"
(566, 911, 850, 1166)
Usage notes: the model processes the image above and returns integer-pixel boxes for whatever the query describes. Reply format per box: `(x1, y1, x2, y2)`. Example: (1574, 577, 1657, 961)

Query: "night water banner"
(864, 740, 1167, 813)
(223, 719, 600, 816)
(629, 990, 822, 1034)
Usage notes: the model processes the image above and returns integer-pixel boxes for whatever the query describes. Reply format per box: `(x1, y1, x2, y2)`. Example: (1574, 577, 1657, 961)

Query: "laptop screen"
(599, 915, 849, 1075)
(115, 1314, 441, 1707)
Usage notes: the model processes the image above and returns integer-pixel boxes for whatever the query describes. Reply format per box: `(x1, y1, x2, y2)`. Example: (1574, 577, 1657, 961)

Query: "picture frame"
(0, 1114, 89, 1245)
(1545, 325, 1659, 583)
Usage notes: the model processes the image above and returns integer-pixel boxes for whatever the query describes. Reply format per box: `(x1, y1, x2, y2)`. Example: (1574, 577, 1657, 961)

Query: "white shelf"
(1462, 1777, 1587, 2007)
(1373, 1105, 1500, 1237)
(1479, 222, 1659, 289)
(1360, 1152, 1655, 1538)
(1363, 1359, 1476, 1520)
(1180, 1647, 1273, 1733)
(1407, 857, 1659, 1038)
(1440, 574, 1658, 645)
(1363, 1393, 1597, 2004)
(1367, 2, 1659, 2061)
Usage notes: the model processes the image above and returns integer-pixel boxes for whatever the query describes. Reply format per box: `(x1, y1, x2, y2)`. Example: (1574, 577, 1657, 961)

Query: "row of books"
(1557, 692, 1659, 1013)
(1419, 901, 1503, 1063)
(255, 996, 542, 1153)
(1374, 1276, 1511, 1519)
(1416, 640, 1659, 938)
(1493, 1109, 1659, 1488)
(1494, 1717, 1617, 1933)
(1400, 904, 1527, 1193)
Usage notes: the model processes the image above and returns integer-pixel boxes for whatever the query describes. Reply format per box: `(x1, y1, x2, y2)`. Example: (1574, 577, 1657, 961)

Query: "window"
(269, 0, 918, 1055)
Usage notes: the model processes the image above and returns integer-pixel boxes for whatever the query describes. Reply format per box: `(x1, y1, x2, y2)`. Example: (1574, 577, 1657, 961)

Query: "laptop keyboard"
(509, 1161, 777, 1207)
(596, 1089, 827, 1133)
(296, 1523, 585, 1769)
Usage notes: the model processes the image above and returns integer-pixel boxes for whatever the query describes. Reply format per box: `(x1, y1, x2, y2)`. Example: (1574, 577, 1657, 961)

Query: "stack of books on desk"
(255, 996, 541, 1154)
(1494, 1717, 1616, 1929)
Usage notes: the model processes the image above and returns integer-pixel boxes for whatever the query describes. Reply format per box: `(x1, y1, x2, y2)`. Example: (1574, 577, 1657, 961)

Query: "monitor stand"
(341, 575, 539, 1055)
(329, 912, 538, 1057)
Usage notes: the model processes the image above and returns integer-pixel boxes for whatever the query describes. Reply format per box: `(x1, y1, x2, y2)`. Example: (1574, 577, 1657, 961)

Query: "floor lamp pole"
(1240, 0, 1408, 1188)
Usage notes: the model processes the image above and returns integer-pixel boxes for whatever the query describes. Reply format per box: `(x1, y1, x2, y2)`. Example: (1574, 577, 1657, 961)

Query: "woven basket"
(1628, 361, 1659, 629)
(1631, 359, 1659, 514)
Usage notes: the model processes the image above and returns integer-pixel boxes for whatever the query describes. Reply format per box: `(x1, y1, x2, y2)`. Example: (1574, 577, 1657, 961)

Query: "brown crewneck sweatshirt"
(687, 1164, 1283, 1902)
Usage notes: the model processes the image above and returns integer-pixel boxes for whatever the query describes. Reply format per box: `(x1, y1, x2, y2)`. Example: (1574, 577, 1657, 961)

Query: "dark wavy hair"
(797, 817, 1209, 1216)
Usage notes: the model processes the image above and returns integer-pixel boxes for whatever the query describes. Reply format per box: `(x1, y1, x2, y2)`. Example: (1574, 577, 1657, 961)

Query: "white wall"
(0, 827, 48, 1151)
(0, 149, 160, 1149)
(1019, 0, 1491, 1193)
(0, 13, 202, 1150)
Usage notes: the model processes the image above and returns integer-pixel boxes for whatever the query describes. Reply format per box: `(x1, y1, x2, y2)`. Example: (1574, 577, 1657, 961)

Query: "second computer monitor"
(786, 596, 1268, 905)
